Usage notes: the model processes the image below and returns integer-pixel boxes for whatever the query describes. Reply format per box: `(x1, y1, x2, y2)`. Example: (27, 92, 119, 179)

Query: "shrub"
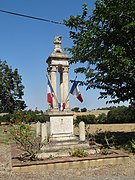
(1, 110, 47, 124)
(96, 113, 107, 124)
(107, 106, 135, 123)
(75, 114, 96, 124)
(69, 148, 88, 157)
(130, 139, 135, 153)
(3, 111, 46, 160)
(71, 107, 80, 112)
(0, 114, 11, 124)
(81, 108, 87, 112)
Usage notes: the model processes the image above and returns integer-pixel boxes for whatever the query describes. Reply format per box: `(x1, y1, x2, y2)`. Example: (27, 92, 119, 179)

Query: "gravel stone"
(0, 144, 135, 180)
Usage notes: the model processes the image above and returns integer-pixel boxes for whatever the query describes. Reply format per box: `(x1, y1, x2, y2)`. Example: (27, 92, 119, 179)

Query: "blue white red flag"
(47, 79, 54, 107)
(58, 103, 66, 111)
(69, 80, 83, 103)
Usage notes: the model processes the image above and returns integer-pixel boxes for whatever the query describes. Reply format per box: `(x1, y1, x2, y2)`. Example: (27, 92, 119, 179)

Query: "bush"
(107, 106, 135, 123)
(75, 114, 96, 124)
(0, 110, 47, 124)
(81, 108, 87, 112)
(0, 114, 11, 123)
(69, 148, 88, 157)
(96, 113, 107, 124)
(71, 107, 80, 112)
(4, 116, 45, 160)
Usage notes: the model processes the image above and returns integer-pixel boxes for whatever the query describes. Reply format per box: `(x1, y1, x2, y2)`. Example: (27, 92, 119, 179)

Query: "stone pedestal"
(45, 111, 77, 143)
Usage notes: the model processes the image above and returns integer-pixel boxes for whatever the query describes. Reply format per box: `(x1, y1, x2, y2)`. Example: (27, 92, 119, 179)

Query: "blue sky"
(0, 0, 129, 111)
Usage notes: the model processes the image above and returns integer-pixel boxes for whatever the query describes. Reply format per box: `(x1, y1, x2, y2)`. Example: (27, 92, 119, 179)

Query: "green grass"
(0, 125, 12, 144)
(0, 124, 36, 144)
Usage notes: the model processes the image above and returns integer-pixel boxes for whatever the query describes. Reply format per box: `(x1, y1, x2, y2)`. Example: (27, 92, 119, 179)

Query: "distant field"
(74, 123, 135, 135)
(73, 110, 110, 119)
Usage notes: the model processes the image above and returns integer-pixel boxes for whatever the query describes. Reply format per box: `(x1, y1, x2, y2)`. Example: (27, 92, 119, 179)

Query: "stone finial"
(54, 36, 62, 52)
(54, 36, 62, 44)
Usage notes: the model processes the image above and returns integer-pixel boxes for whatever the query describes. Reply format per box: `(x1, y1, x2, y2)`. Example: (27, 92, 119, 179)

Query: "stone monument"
(37, 36, 100, 159)
(45, 36, 77, 143)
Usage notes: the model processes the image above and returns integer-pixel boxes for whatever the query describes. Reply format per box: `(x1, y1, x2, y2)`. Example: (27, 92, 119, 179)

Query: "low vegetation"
(69, 148, 88, 157)
(74, 106, 135, 124)
(0, 110, 46, 160)
(0, 110, 47, 124)
(89, 131, 135, 153)
(0, 106, 135, 160)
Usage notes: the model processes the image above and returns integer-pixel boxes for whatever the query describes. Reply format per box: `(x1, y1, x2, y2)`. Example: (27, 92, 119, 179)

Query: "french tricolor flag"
(58, 103, 66, 111)
(70, 80, 83, 103)
(47, 79, 54, 107)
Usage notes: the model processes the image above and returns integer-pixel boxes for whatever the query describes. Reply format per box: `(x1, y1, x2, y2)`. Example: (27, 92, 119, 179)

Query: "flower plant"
(4, 111, 45, 160)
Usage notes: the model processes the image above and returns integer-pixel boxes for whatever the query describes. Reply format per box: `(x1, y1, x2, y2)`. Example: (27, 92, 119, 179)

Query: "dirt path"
(0, 144, 135, 180)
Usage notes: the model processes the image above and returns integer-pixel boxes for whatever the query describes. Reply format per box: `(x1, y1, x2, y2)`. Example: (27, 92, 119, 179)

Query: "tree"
(107, 106, 135, 123)
(64, 0, 135, 106)
(0, 60, 26, 112)
(81, 107, 87, 112)
(71, 107, 80, 112)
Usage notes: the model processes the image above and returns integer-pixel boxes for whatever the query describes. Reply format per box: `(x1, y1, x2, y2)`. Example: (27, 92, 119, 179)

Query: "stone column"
(63, 66, 69, 109)
(59, 66, 64, 103)
(47, 67, 51, 79)
(50, 65, 57, 109)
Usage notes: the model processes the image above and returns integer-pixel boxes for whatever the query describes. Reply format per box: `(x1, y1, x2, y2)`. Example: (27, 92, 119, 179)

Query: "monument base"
(38, 110, 101, 159)
(37, 141, 100, 159)
(45, 110, 77, 143)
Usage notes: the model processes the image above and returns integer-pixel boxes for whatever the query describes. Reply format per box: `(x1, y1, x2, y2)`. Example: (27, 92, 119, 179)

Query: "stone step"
(48, 139, 79, 146)
(37, 144, 100, 159)
(49, 134, 78, 143)
(41, 142, 98, 152)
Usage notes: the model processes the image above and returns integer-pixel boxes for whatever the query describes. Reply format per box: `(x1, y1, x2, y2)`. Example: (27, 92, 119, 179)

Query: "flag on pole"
(58, 103, 66, 111)
(47, 79, 54, 107)
(69, 80, 83, 102)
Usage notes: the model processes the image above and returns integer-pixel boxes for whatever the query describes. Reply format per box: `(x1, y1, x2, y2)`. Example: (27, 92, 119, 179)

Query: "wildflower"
(21, 115, 25, 119)
(4, 127, 7, 132)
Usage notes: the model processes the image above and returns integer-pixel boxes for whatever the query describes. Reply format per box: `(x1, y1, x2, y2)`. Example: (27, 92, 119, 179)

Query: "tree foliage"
(0, 110, 47, 124)
(75, 114, 96, 124)
(71, 107, 80, 112)
(81, 107, 87, 112)
(0, 60, 26, 112)
(64, 0, 135, 105)
(107, 106, 135, 123)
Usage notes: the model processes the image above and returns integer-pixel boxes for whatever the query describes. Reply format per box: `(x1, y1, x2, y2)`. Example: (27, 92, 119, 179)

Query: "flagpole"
(64, 76, 77, 105)
(46, 74, 59, 106)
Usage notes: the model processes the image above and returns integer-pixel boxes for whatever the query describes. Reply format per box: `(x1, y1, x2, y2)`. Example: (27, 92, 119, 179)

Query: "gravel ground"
(0, 144, 135, 180)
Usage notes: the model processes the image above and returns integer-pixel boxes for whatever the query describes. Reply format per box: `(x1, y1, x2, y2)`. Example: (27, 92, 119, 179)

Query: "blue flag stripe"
(48, 79, 54, 93)
(69, 80, 78, 94)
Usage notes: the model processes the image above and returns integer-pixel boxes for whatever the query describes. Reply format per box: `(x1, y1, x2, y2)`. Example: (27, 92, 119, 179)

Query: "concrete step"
(38, 144, 100, 159)
(41, 142, 99, 153)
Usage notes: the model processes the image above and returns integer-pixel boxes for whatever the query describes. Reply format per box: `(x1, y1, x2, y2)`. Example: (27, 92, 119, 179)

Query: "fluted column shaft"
(50, 66, 57, 109)
(60, 66, 69, 109)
